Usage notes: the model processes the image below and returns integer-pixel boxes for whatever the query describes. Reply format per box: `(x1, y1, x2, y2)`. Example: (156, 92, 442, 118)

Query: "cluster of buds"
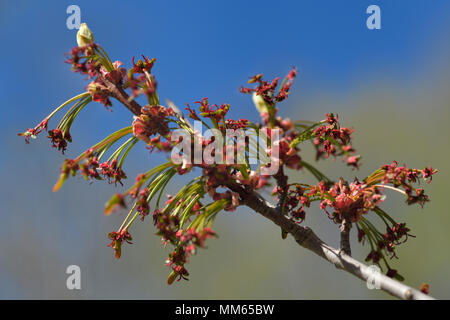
(153, 209, 181, 244)
(126, 55, 158, 104)
(87, 80, 112, 108)
(86, 60, 127, 109)
(18, 119, 49, 144)
(222, 119, 249, 130)
(312, 113, 360, 168)
(377, 161, 437, 206)
(239, 67, 297, 107)
(146, 135, 173, 153)
(274, 184, 308, 223)
(132, 105, 175, 142)
(278, 134, 302, 170)
(107, 230, 132, 259)
(167, 228, 216, 284)
(135, 189, 150, 220)
(239, 69, 297, 131)
(186, 97, 230, 125)
(318, 178, 385, 223)
(362, 221, 415, 280)
(98, 159, 127, 185)
(420, 283, 430, 294)
(152, 206, 216, 284)
(203, 166, 241, 211)
(48, 129, 72, 154)
(57, 152, 128, 189)
(67, 24, 127, 109)
(65, 43, 99, 77)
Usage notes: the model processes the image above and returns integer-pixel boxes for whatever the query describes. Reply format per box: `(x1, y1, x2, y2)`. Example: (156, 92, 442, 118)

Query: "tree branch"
(109, 80, 434, 300)
(100, 74, 142, 116)
(340, 217, 352, 256)
(237, 187, 434, 300)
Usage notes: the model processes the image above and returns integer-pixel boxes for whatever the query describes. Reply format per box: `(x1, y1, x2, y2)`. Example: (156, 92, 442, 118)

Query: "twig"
(100, 74, 142, 116)
(340, 217, 352, 256)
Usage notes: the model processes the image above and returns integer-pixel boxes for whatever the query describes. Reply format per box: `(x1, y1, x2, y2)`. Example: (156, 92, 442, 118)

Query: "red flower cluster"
(129, 173, 148, 197)
(48, 129, 72, 154)
(81, 157, 126, 185)
(88, 61, 127, 108)
(135, 188, 150, 220)
(379, 161, 437, 206)
(278, 136, 302, 170)
(275, 184, 308, 223)
(153, 209, 181, 244)
(18, 119, 49, 143)
(131, 55, 156, 73)
(146, 135, 173, 153)
(126, 56, 157, 102)
(66, 44, 128, 109)
(65, 44, 100, 78)
(420, 283, 430, 294)
(167, 228, 216, 284)
(223, 119, 249, 130)
(59, 154, 127, 186)
(132, 105, 174, 143)
(98, 159, 127, 185)
(364, 222, 415, 266)
(107, 230, 132, 259)
(203, 167, 241, 211)
(87, 81, 112, 108)
(319, 179, 385, 223)
(79, 156, 101, 180)
(152, 207, 216, 284)
(313, 113, 360, 168)
(186, 98, 230, 122)
(382, 223, 414, 256)
(239, 67, 297, 105)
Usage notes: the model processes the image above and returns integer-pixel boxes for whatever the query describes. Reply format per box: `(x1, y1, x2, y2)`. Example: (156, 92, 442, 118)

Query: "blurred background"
(0, 0, 449, 299)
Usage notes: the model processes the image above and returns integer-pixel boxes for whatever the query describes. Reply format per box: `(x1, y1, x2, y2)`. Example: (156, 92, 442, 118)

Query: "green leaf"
(289, 120, 325, 148)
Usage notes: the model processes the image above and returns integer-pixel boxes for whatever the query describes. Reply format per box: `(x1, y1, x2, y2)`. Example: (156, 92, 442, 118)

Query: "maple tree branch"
(100, 74, 142, 116)
(110, 81, 435, 300)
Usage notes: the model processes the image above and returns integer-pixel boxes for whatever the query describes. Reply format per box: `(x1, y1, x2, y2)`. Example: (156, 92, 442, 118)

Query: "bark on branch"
(101, 75, 142, 116)
(340, 217, 352, 256)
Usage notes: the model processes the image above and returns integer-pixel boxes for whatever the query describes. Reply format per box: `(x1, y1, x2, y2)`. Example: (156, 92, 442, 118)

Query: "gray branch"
(239, 189, 435, 300)
(340, 217, 352, 256)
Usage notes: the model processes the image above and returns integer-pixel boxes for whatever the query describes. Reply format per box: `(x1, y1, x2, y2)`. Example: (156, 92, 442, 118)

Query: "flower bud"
(77, 23, 95, 47)
(252, 92, 270, 114)
(167, 271, 178, 285)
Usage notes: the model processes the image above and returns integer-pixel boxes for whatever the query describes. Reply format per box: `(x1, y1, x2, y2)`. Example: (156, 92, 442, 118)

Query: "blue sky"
(1, 0, 449, 129)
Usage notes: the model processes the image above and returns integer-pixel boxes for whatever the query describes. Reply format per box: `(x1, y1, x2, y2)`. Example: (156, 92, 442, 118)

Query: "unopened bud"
(252, 92, 270, 114)
(167, 271, 177, 285)
(77, 23, 95, 47)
